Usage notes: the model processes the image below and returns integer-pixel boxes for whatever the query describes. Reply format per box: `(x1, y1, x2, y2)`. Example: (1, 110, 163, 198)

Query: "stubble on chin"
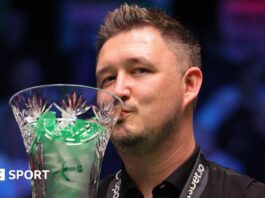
(111, 117, 177, 156)
(111, 127, 151, 155)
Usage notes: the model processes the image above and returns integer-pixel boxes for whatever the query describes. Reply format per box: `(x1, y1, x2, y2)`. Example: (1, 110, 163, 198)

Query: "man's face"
(96, 27, 187, 153)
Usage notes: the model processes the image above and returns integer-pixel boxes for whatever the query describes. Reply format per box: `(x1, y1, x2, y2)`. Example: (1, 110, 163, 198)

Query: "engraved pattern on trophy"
(9, 85, 122, 198)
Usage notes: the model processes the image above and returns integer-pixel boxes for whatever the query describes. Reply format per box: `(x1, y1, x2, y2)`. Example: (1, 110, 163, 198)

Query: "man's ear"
(182, 67, 203, 107)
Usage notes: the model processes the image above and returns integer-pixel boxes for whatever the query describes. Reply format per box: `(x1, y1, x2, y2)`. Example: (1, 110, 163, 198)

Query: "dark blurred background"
(0, 0, 265, 197)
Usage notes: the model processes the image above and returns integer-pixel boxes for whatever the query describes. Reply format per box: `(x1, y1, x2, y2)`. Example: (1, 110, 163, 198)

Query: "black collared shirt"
(113, 147, 199, 198)
(98, 147, 265, 198)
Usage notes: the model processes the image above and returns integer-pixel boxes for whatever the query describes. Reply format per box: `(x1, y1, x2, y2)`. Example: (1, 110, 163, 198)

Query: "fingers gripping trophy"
(9, 84, 122, 198)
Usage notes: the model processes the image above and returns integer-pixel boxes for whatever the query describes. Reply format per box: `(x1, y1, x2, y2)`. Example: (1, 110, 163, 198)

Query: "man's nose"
(113, 74, 131, 101)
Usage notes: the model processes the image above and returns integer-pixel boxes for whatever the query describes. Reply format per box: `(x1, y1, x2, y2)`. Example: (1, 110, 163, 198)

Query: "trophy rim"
(9, 83, 123, 107)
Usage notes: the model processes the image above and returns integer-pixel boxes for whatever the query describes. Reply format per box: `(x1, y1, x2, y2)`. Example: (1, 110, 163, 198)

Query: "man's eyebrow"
(96, 65, 112, 78)
(127, 57, 152, 65)
(96, 57, 153, 78)
(126, 57, 157, 71)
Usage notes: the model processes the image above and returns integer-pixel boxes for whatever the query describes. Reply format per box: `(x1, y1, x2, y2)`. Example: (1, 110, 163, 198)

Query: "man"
(95, 3, 265, 198)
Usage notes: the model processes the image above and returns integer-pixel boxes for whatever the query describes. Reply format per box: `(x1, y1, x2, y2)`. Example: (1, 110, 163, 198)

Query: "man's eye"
(101, 76, 116, 87)
(134, 68, 149, 74)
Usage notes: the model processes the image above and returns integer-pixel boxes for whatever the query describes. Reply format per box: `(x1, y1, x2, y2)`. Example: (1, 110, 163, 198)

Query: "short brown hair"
(96, 3, 201, 68)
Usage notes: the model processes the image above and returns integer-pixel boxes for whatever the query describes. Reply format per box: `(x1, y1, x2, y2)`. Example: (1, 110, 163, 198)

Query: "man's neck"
(118, 131, 196, 198)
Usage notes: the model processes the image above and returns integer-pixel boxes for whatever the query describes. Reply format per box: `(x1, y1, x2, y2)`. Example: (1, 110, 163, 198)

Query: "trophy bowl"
(9, 84, 122, 198)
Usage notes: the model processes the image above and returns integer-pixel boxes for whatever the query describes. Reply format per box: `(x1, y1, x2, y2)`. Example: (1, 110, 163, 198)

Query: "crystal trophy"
(9, 84, 122, 198)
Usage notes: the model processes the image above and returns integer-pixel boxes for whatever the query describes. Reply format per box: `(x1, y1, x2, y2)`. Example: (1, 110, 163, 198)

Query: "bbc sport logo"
(0, 169, 5, 181)
(0, 168, 49, 181)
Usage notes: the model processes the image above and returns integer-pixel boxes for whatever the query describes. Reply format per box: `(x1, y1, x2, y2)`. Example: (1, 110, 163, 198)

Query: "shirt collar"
(120, 146, 200, 196)
(166, 146, 200, 191)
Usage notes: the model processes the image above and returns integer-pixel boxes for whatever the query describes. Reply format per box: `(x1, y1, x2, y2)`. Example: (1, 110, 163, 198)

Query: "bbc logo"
(0, 169, 5, 181)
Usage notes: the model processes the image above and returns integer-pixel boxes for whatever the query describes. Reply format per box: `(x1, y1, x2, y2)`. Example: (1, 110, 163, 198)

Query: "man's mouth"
(119, 109, 131, 120)
(118, 105, 136, 121)
(117, 104, 137, 122)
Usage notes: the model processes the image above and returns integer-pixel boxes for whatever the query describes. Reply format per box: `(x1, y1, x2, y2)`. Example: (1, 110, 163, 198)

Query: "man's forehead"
(96, 27, 164, 64)
(96, 25, 190, 73)
(96, 56, 152, 73)
(99, 26, 161, 49)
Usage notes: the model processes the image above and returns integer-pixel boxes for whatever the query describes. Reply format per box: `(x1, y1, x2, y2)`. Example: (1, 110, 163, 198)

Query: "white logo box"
(0, 169, 5, 181)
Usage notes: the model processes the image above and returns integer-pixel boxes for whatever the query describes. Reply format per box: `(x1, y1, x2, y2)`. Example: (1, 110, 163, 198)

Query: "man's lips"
(117, 104, 137, 121)
(119, 110, 131, 118)
(118, 108, 133, 120)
